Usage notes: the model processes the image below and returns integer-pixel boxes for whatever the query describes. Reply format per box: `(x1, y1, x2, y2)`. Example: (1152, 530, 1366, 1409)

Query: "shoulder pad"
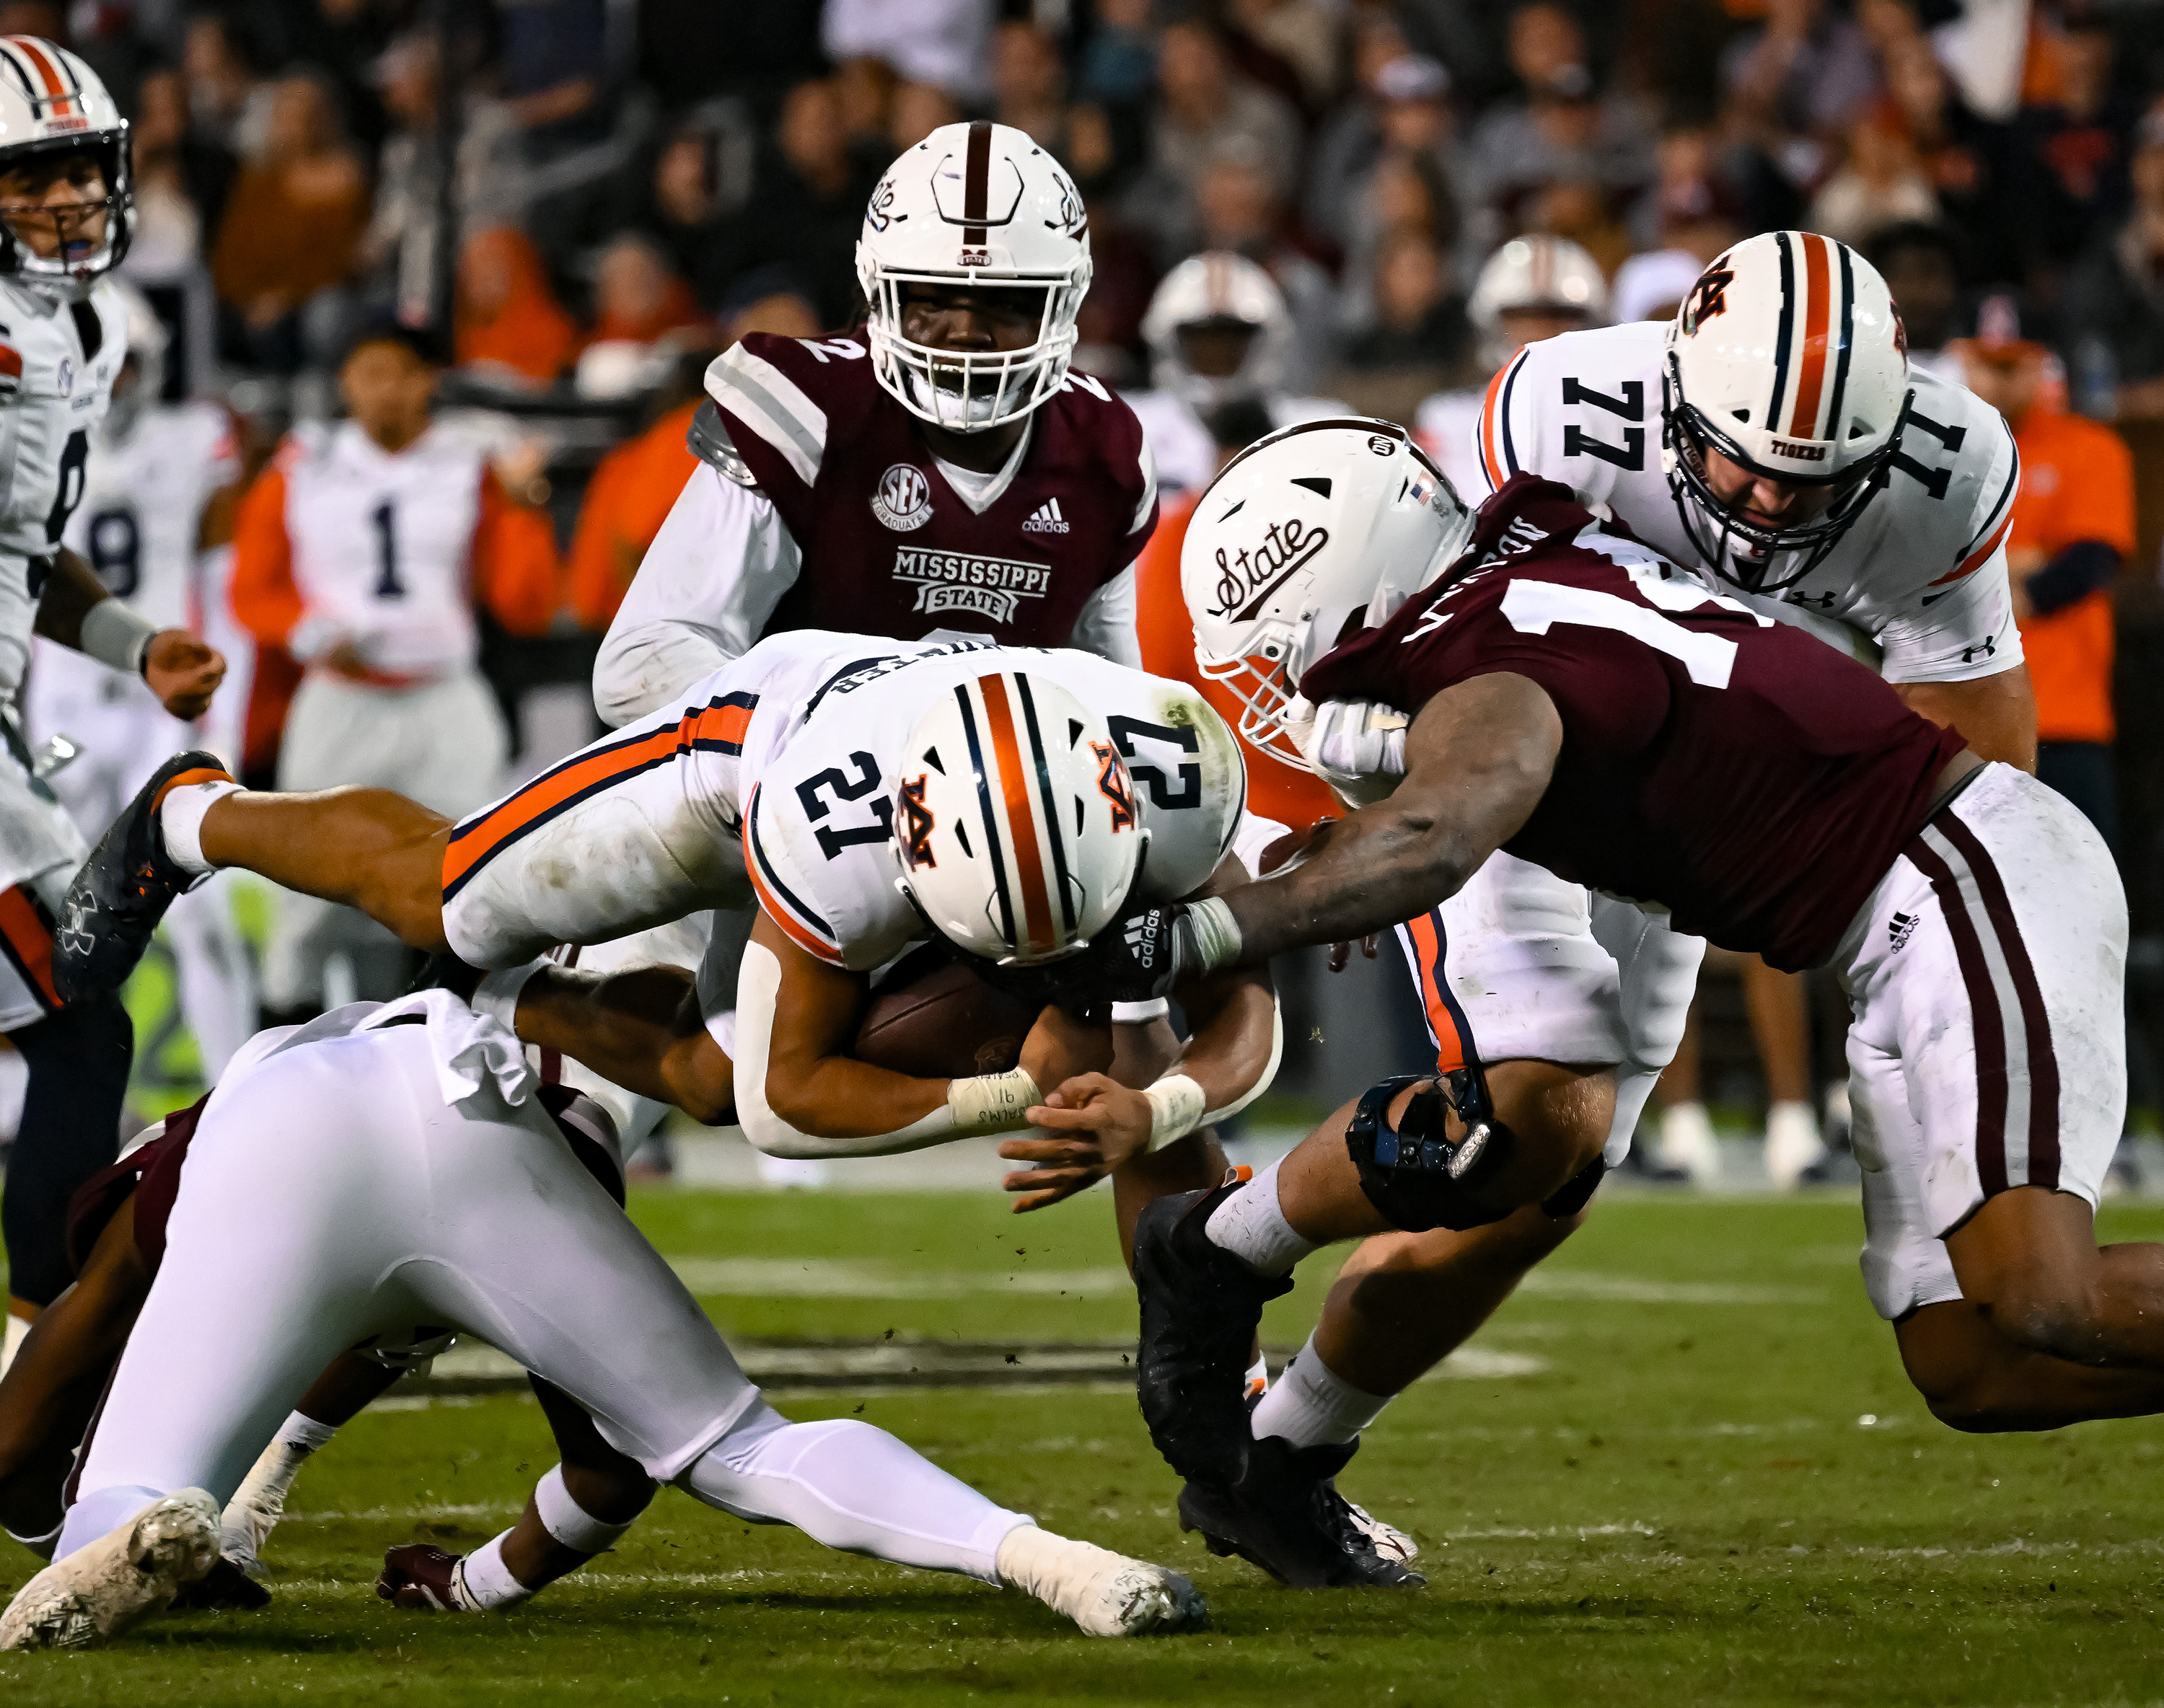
(688, 399, 758, 488)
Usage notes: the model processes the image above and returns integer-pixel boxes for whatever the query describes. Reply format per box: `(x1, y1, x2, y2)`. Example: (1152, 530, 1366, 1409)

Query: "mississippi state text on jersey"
(702, 332, 1156, 644)
(1474, 320, 2021, 682)
(1300, 475, 1966, 971)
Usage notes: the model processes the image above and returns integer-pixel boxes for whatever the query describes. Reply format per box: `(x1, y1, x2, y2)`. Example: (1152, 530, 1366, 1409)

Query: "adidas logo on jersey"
(1888, 911, 1919, 953)
(1022, 498, 1070, 535)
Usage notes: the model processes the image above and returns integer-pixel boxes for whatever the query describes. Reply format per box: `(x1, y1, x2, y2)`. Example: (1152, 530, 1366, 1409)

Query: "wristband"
(1186, 897, 1244, 974)
(78, 599, 160, 676)
(1110, 998, 1171, 1024)
(1143, 1073, 1208, 1150)
(948, 1066, 1041, 1134)
(472, 961, 545, 1031)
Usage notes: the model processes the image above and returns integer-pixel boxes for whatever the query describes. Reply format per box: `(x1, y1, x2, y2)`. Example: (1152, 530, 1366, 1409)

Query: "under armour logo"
(1785, 589, 1837, 610)
(1960, 635, 1997, 664)
(1888, 910, 1919, 953)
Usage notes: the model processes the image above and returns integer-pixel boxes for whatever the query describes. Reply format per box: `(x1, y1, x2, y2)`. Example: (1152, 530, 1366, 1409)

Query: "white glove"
(1309, 698, 1409, 806)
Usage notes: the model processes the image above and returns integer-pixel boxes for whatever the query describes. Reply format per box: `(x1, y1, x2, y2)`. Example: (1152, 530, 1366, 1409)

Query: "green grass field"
(6, 1184, 2164, 1706)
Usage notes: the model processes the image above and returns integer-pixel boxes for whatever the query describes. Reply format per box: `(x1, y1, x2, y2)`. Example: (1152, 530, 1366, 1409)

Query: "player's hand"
(1309, 699, 1409, 806)
(1018, 1002, 1107, 1093)
(144, 629, 226, 720)
(1328, 935, 1380, 973)
(1000, 1073, 1153, 1212)
(1069, 903, 1202, 1005)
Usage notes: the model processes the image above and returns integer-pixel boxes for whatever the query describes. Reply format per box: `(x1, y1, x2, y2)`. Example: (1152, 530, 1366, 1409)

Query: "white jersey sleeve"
(591, 465, 805, 729)
(1066, 561, 1141, 667)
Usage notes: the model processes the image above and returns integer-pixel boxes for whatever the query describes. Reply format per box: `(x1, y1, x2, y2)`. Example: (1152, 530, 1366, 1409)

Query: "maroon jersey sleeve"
(1303, 475, 1967, 969)
(61, 1093, 211, 1277)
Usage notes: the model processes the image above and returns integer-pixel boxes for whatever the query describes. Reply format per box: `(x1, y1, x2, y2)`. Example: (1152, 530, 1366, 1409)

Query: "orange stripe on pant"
(0, 885, 59, 1010)
(975, 675, 1055, 956)
(441, 697, 754, 896)
(1402, 912, 1472, 1074)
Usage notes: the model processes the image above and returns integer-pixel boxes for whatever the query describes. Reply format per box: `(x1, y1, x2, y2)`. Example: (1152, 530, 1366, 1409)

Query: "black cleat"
(53, 750, 229, 1003)
(170, 1556, 273, 1611)
(1178, 1438, 1426, 1589)
(1132, 1182, 1292, 1486)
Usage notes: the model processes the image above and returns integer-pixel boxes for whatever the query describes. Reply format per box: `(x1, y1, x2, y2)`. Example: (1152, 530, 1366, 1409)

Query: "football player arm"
(1892, 669, 2036, 775)
(32, 545, 225, 718)
(1220, 674, 1563, 963)
(736, 913, 1043, 1158)
(507, 963, 736, 1126)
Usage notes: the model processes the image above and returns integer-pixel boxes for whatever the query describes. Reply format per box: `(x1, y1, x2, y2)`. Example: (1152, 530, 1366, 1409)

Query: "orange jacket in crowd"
(2008, 405, 2135, 746)
(568, 398, 701, 630)
(457, 226, 579, 384)
(1135, 488, 1341, 833)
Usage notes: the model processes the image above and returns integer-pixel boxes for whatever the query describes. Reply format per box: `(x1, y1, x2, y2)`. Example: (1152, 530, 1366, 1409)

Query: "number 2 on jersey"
(371, 501, 406, 599)
(798, 750, 894, 859)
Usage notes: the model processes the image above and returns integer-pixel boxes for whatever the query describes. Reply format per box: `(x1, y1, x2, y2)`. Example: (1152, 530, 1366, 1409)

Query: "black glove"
(1071, 903, 1206, 1005)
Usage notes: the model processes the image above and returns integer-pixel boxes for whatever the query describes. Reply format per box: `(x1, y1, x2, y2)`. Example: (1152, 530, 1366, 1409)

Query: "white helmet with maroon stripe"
(1663, 230, 1912, 592)
(857, 120, 1091, 434)
(1141, 252, 1295, 409)
(1467, 235, 1607, 368)
(1183, 418, 1472, 771)
(0, 37, 130, 290)
(890, 670, 1143, 966)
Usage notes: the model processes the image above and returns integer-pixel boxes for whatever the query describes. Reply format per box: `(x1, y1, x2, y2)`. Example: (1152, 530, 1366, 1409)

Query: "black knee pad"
(3, 992, 132, 1306)
(1344, 1072, 1517, 1233)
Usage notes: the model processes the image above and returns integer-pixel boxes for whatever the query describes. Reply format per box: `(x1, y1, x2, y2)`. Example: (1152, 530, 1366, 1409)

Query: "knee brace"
(1344, 1070, 1518, 1233)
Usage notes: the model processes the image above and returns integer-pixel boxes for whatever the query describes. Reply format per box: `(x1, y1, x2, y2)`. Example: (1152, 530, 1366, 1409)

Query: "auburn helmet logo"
(1681, 266, 1734, 334)
(898, 774, 937, 868)
(1090, 740, 1136, 833)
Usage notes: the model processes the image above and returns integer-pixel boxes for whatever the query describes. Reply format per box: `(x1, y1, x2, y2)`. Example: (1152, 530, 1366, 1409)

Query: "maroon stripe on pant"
(1935, 811, 2059, 1189)
(1906, 832, 2010, 1194)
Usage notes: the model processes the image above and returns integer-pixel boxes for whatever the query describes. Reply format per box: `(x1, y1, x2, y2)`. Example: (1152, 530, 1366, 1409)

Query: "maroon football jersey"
(699, 330, 1156, 644)
(1301, 475, 1969, 971)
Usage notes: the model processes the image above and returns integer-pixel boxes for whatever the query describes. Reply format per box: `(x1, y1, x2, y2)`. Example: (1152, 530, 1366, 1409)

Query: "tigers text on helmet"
(1662, 229, 1911, 593)
(1467, 235, 1607, 370)
(1182, 418, 1474, 771)
(856, 120, 1091, 434)
(890, 671, 1143, 966)
(0, 38, 131, 291)
(1140, 251, 1295, 410)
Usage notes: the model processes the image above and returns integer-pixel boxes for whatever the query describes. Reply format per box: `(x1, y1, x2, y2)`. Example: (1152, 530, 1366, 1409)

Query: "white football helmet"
(891, 670, 1143, 966)
(857, 120, 1091, 433)
(103, 279, 167, 441)
(1663, 230, 1912, 592)
(0, 38, 130, 291)
(1467, 235, 1606, 368)
(1183, 418, 1474, 770)
(1140, 252, 1295, 410)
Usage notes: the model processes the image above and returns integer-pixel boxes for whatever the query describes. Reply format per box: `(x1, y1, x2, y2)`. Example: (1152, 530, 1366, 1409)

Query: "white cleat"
(1658, 1101, 1721, 1184)
(1763, 1100, 1826, 1189)
(0, 1489, 220, 1650)
(1341, 1498, 1420, 1564)
(995, 1523, 1208, 1637)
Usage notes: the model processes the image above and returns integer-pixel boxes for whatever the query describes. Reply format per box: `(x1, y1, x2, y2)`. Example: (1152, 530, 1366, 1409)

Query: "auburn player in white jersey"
(0, 990, 1205, 1650)
(0, 38, 225, 1375)
(25, 284, 252, 1077)
(58, 634, 1282, 1205)
(227, 319, 558, 1016)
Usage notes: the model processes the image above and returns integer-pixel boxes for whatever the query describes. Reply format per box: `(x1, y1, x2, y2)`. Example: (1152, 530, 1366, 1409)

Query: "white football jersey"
(276, 419, 491, 677)
(736, 630, 1244, 972)
(1474, 320, 2022, 683)
(0, 276, 126, 696)
(63, 400, 237, 630)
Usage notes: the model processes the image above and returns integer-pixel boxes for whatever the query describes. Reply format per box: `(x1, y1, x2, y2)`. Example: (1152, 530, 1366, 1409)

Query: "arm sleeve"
(226, 467, 301, 647)
(591, 465, 804, 728)
(470, 467, 563, 637)
(1068, 563, 1143, 666)
(1879, 415, 2026, 683)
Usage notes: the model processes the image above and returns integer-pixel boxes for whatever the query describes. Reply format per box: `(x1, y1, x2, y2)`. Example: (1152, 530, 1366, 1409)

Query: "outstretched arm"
(511, 962, 735, 1124)
(1221, 672, 1563, 961)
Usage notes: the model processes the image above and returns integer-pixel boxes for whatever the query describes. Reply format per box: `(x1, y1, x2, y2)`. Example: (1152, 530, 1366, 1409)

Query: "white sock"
(533, 1465, 635, 1554)
(1249, 1334, 1394, 1448)
(0, 1311, 27, 1378)
(452, 1531, 532, 1609)
(1203, 1158, 1316, 1277)
(159, 779, 244, 877)
(220, 1412, 338, 1562)
(682, 1402, 1021, 1584)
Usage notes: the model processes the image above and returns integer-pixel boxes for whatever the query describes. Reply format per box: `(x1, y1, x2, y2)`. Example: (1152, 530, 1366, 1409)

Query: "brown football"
(853, 956, 1039, 1079)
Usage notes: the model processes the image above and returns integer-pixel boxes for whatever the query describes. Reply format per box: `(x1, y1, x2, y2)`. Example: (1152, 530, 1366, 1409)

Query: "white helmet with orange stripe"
(890, 670, 1144, 967)
(1663, 230, 1912, 592)
(0, 36, 130, 291)
(1141, 252, 1295, 410)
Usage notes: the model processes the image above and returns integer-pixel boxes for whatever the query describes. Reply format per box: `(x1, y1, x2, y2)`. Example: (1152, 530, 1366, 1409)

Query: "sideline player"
(1095, 465, 2155, 1577)
(0, 989, 1205, 1650)
(1122, 252, 1347, 501)
(228, 317, 558, 1018)
(56, 636, 1279, 1207)
(0, 38, 224, 1375)
(25, 283, 253, 1077)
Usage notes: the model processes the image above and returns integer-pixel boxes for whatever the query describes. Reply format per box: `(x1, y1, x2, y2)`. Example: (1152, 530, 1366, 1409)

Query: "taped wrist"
(1110, 998, 1170, 1024)
(1143, 1073, 1207, 1149)
(535, 1464, 637, 1554)
(1343, 1073, 1516, 1233)
(473, 961, 545, 1032)
(1184, 896, 1242, 974)
(947, 1067, 1041, 1134)
(78, 598, 161, 676)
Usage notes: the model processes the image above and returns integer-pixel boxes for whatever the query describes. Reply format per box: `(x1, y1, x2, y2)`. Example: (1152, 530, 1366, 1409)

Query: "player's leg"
(219, 1349, 409, 1572)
